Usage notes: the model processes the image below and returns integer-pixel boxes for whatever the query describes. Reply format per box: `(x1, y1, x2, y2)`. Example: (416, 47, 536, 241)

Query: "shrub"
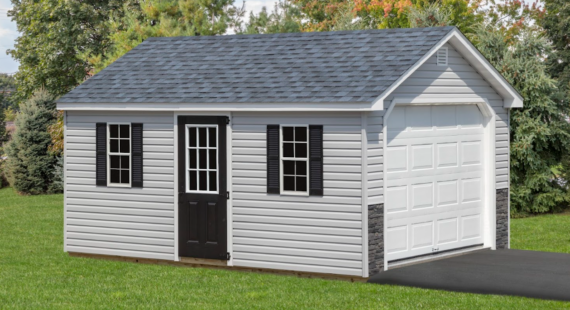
(4, 89, 60, 194)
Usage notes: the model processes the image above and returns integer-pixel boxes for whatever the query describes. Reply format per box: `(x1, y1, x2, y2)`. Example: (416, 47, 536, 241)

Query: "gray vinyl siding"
(383, 43, 510, 190)
(64, 111, 175, 260)
(231, 112, 363, 276)
(367, 111, 384, 204)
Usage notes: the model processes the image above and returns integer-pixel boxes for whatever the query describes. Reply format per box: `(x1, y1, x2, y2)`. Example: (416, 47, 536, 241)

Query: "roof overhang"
(56, 101, 373, 112)
(371, 28, 524, 110)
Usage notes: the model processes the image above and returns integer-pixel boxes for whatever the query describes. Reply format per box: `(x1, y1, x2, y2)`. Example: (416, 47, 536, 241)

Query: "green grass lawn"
(0, 187, 569, 309)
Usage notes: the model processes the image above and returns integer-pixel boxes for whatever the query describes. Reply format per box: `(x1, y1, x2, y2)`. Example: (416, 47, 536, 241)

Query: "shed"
(57, 26, 522, 279)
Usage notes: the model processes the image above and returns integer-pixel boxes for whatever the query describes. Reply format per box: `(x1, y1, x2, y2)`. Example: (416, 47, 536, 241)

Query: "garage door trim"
(382, 96, 496, 271)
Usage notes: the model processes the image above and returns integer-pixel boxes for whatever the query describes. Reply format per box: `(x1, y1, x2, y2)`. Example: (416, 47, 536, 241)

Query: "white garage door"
(385, 105, 485, 262)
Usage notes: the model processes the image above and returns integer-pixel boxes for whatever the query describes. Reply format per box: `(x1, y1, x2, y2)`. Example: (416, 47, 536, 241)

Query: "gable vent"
(437, 47, 448, 66)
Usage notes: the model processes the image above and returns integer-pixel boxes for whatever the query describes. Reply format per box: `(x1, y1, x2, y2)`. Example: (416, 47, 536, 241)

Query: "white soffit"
(372, 28, 524, 111)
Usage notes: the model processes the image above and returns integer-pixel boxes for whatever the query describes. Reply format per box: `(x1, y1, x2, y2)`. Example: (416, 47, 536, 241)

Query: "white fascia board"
(372, 28, 523, 110)
(56, 102, 372, 111)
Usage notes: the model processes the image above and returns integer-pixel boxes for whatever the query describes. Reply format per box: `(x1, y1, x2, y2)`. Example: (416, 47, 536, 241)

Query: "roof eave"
(56, 101, 374, 112)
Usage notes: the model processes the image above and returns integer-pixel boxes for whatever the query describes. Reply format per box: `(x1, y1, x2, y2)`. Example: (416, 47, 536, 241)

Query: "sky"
(0, 0, 278, 74)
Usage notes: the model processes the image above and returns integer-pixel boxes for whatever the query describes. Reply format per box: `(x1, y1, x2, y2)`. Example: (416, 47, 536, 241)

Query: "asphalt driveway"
(369, 249, 570, 301)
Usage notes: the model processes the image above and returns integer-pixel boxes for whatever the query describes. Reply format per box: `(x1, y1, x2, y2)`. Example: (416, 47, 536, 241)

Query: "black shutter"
(309, 125, 324, 196)
(267, 125, 280, 194)
(96, 123, 107, 186)
(132, 123, 143, 188)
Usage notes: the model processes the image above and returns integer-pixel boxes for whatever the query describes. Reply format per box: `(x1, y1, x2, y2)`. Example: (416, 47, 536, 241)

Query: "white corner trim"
(361, 113, 369, 278)
(173, 113, 179, 261)
(63, 111, 68, 253)
(372, 28, 524, 110)
(227, 112, 234, 266)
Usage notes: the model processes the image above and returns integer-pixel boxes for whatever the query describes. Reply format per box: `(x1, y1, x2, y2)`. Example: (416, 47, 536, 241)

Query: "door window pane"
(199, 128, 207, 147)
(186, 125, 218, 193)
(189, 171, 197, 191)
(208, 128, 216, 147)
(199, 171, 208, 191)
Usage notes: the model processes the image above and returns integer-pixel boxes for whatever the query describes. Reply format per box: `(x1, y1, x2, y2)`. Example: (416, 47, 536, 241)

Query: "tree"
(7, 0, 139, 101)
(332, 1, 374, 30)
(355, 0, 483, 33)
(241, 0, 302, 34)
(4, 89, 60, 194)
(540, 0, 570, 107)
(0, 74, 17, 111)
(0, 94, 6, 147)
(84, 0, 243, 73)
(408, 2, 453, 28)
(472, 22, 570, 214)
(292, 0, 350, 31)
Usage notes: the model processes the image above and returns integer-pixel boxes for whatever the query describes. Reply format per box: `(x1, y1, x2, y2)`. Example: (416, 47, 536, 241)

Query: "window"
(281, 126, 308, 194)
(108, 124, 131, 186)
(186, 125, 218, 193)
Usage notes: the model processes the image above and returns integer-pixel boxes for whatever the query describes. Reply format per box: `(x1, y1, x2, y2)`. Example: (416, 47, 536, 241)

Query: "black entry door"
(178, 116, 227, 260)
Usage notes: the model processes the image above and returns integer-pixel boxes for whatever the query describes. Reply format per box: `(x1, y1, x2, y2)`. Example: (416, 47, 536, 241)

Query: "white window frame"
(279, 124, 309, 196)
(107, 122, 132, 188)
(185, 124, 219, 194)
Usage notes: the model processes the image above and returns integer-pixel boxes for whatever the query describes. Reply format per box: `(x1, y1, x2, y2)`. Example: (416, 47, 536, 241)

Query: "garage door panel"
(411, 183, 434, 210)
(437, 180, 458, 206)
(388, 128, 484, 141)
(407, 106, 432, 130)
(462, 142, 482, 166)
(386, 146, 407, 172)
(386, 226, 408, 254)
(456, 105, 484, 127)
(386, 186, 407, 213)
(437, 143, 458, 168)
(386, 105, 485, 262)
(461, 214, 482, 240)
(436, 218, 458, 245)
(411, 222, 434, 250)
(462, 178, 482, 203)
(433, 105, 456, 128)
(411, 144, 434, 170)
(387, 206, 482, 224)
(387, 170, 482, 185)
(387, 133, 483, 146)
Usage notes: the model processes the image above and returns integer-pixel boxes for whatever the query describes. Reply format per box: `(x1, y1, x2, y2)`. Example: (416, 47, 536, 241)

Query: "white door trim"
(382, 97, 496, 271)
(173, 111, 233, 265)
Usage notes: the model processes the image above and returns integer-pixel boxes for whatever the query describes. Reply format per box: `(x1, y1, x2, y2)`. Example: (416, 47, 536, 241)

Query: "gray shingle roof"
(58, 27, 455, 104)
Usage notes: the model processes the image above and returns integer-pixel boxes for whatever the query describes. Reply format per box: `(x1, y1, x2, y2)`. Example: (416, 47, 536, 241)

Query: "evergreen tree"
(5, 89, 60, 194)
(473, 23, 570, 214)
(541, 0, 570, 106)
